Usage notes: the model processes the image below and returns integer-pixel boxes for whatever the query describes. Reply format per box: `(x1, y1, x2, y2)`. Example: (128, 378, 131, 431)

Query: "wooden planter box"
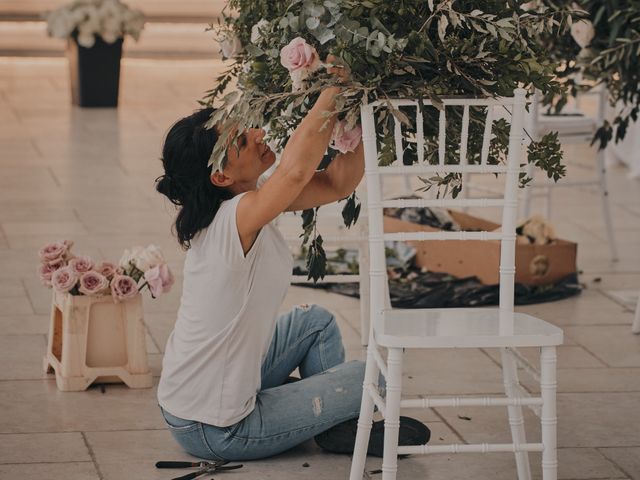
(43, 290, 153, 391)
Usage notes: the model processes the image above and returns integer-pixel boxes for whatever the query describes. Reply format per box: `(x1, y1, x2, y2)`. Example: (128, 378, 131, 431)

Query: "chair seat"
(377, 308, 563, 348)
(537, 113, 596, 137)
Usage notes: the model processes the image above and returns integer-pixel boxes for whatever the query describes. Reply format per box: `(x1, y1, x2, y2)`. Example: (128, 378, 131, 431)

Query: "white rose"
(219, 33, 242, 59)
(520, 215, 556, 245)
(119, 246, 144, 269)
(102, 16, 122, 42)
(250, 19, 269, 44)
(77, 27, 96, 47)
(134, 244, 165, 272)
(570, 19, 595, 48)
(124, 14, 144, 40)
(71, 9, 86, 24)
(77, 6, 100, 37)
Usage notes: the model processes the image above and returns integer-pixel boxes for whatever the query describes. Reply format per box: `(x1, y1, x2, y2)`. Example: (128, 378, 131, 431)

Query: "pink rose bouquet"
(38, 241, 174, 302)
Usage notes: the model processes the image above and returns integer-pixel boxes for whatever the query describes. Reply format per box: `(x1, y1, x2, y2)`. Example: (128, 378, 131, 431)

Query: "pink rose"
(110, 274, 139, 302)
(279, 37, 321, 72)
(78, 271, 109, 296)
(144, 263, 174, 297)
(96, 261, 118, 280)
(38, 257, 66, 287)
(38, 240, 72, 262)
(51, 266, 78, 293)
(330, 120, 362, 153)
(38, 263, 54, 287)
(46, 256, 66, 268)
(68, 255, 94, 275)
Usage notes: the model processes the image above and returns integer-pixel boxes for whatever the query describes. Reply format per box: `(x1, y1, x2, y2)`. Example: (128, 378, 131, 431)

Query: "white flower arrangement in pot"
(45, 0, 145, 48)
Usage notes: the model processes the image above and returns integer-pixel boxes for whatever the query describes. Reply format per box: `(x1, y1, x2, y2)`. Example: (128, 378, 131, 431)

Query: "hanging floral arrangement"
(203, 0, 570, 281)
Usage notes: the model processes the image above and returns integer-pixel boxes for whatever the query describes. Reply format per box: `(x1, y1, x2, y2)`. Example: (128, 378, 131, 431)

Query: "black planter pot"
(67, 34, 123, 108)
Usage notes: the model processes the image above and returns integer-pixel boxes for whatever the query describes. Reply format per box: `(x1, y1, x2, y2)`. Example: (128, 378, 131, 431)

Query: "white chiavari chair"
(522, 88, 618, 261)
(349, 88, 564, 480)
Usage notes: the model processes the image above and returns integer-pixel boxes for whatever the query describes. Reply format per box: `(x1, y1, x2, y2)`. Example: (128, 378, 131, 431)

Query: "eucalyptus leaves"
(204, 0, 569, 281)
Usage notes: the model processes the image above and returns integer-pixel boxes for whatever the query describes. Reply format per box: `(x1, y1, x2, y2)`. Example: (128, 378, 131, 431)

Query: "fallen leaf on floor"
(302, 462, 310, 467)
(457, 415, 472, 421)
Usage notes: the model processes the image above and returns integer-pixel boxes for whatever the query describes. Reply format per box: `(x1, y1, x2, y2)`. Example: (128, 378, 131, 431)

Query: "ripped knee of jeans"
(312, 396, 323, 416)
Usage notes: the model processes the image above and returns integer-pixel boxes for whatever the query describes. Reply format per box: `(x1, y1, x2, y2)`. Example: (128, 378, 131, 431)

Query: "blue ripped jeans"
(159, 304, 379, 461)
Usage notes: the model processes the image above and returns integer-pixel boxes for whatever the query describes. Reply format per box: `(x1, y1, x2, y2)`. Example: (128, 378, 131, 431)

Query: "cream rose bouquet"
(38, 241, 174, 302)
(45, 0, 145, 48)
(204, 0, 571, 280)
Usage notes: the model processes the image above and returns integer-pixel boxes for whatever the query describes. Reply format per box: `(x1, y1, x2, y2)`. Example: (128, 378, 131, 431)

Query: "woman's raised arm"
(235, 86, 341, 247)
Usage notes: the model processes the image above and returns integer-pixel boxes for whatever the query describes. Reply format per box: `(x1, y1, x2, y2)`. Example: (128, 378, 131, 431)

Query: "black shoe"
(314, 416, 430, 458)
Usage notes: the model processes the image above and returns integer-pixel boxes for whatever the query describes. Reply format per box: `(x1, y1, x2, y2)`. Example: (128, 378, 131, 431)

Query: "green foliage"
(205, 0, 570, 281)
(527, 131, 566, 181)
(341, 192, 361, 228)
(306, 235, 327, 282)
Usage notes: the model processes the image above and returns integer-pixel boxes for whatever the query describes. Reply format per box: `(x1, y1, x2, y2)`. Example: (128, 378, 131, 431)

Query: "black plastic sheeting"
(293, 262, 582, 308)
(293, 202, 582, 307)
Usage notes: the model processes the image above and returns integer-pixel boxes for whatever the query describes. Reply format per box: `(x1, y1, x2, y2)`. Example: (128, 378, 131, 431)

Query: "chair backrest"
(527, 88, 607, 140)
(359, 88, 526, 336)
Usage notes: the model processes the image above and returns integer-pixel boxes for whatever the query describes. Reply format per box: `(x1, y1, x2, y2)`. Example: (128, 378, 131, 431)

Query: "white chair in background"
(523, 88, 618, 261)
(349, 89, 564, 480)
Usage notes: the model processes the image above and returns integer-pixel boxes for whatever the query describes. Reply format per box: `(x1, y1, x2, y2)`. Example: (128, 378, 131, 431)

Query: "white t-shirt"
(157, 191, 293, 427)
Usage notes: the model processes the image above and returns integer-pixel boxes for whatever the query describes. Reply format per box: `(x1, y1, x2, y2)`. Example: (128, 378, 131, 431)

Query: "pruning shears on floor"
(156, 460, 243, 480)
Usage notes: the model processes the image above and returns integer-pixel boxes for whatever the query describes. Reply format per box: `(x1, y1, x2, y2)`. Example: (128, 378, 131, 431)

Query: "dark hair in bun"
(156, 107, 233, 249)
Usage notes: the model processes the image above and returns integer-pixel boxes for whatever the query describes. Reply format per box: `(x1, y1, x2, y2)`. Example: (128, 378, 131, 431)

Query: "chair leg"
(540, 346, 558, 480)
(349, 342, 382, 480)
(500, 348, 532, 480)
(521, 164, 534, 219)
(358, 242, 370, 346)
(632, 291, 640, 334)
(595, 150, 619, 262)
(382, 348, 403, 480)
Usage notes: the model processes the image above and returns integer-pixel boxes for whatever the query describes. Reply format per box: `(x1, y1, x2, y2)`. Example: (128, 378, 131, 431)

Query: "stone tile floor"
(0, 57, 639, 479)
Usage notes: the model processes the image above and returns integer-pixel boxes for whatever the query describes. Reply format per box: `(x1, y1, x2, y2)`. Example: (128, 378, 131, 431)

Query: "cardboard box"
(383, 210, 577, 286)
